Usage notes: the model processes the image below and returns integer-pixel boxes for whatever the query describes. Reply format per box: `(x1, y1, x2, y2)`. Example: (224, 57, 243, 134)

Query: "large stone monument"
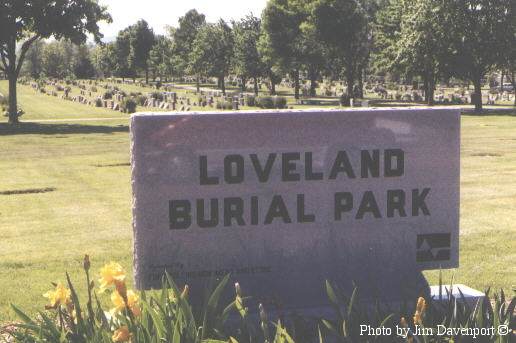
(131, 108, 460, 311)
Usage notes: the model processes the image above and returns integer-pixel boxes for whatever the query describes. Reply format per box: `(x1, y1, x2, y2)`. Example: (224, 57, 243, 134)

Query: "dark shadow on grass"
(0, 122, 129, 136)
(93, 162, 130, 167)
(0, 187, 56, 195)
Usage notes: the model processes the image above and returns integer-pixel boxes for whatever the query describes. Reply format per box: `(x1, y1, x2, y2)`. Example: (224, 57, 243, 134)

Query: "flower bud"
(83, 254, 90, 272)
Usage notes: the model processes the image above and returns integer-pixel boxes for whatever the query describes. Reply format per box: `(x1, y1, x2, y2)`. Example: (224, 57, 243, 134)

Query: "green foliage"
(245, 94, 256, 107)
(257, 96, 274, 109)
(339, 93, 351, 106)
(189, 20, 234, 93)
(312, 0, 370, 96)
(102, 91, 113, 100)
(149, 35, 175, 81)
(172, 9, 207, 76)
(440, 0, 514, 111)
(128, 20, 155, 83)
(255, 96, 287, 109)
(216, 100, 234, 110)
(232, 15, 265, 92)
(120, 98, 137, 114)
(273, 96, 287, 109)
(0, 0, 111, 123)
(7, 258, 516, 343)
(151, 92, 164, 101)
(135, 95, 147, 106)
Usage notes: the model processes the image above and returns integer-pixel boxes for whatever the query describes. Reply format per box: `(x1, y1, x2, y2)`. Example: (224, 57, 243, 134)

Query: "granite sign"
(131, 108, 460, 309)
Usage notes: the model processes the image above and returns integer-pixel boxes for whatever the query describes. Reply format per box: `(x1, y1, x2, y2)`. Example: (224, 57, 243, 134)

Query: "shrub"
(156, 81, 162, 89)
(95, 98, 103, 107)
(0, 94, 8, 107)
(151, 92, 164, 101)
(339, 93, 351, 106)
(121, 98, 137, 114)
(103, 90, 113, 100)
(55, 85, 64, 92)
(90, 86, 98, 93)
(256, 96, 274, 109)
(216, 100, 233, 110)
(273, 96, 287, 109)
(245, 94, 256, 107)
(0, 94, 9, 113)
(136, 95, 147, 106)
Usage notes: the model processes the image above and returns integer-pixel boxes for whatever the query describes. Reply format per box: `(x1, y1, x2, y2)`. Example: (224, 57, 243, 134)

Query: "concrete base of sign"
(430, 284, 485, 307)
(225, 284, 484, 329)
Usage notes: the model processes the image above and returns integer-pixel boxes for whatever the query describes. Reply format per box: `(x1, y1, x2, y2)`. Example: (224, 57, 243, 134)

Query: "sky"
(98, 0, 268, 40)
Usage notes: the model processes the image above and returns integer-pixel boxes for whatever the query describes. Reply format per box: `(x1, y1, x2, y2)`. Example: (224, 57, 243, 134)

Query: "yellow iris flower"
(43, 283, 71, 308)
(413, 297, 427, 325)
(99, 262, 126, 292)
(112, 326, 131, 342)
(110, 289, 141, 317)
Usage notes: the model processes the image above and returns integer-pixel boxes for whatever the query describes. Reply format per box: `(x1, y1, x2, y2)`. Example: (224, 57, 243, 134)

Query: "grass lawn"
(0, 81, 515, 321)
(0, 81, 126, 121)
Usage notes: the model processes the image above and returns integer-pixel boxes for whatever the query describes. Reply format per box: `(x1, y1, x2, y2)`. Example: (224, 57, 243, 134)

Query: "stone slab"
(430, 284, 485, 307)
(130, 108, 460, 310)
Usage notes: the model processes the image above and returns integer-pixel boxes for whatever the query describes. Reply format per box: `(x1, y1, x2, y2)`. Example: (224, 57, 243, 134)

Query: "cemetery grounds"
(0, 79, 515, 321)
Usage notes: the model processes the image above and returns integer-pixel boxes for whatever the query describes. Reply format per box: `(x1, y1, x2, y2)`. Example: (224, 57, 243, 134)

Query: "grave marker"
(131, 108, 460, 310)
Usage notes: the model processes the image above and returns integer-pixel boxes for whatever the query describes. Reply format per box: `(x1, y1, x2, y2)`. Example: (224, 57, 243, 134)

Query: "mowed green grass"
(0, 81, 125, 120)
(0, 81, 515, 321)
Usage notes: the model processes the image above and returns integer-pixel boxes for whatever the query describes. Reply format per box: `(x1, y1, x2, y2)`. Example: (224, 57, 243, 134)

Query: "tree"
(261, 0, 311, 99)
(114, 29, 135, 81)
(497, 3, 516, 106)
(371, 0, 404, 80)
(92, 43, 117, 78)
(189, 20, 234, 95)
(312, 0, 369, 101)
(128, 20, 155, 84)
(74, 44, 96, 79)
(385, 0, 448, 105)
(233, 15, 265, 95)
(149, 35, 175, 82)
(172, 9, 206, 80)
(257, 31, 283, 95)
(21, 39, 45, 78)
(41, 41, 70, 79)
(442, 0, 514, 111)
(0, 0, 111, 124)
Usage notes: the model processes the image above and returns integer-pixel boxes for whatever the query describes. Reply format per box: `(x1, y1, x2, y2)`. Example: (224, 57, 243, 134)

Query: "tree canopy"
(0, 0, 111, 123)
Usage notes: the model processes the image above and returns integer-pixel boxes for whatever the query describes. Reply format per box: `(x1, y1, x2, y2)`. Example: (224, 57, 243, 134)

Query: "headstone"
(131, 108, 460, 311)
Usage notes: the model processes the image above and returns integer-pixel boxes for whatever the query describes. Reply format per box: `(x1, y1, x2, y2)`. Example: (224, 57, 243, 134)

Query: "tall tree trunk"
(8, 73, 18, 124)
(423, 75, 429, 103)
(254, 77, 259, 96)
(196, 76, 200, 93)
(500, 71, 504, 92)
(427, 76, 435, 106)
(357, 69, 364, 98)
(145, 68, 149, 84)
(220, 76, 226, 95)
(309, 67, 317, 97)
(472, 77, 483, 112)
(346, 73, 354, 99)
(293, 70, 300, 100)
(241, 77, 247, 92)
(270, 75, 276, 95)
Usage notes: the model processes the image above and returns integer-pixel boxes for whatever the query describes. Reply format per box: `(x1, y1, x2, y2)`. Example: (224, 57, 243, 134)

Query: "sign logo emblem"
(417, 233, 451, 262)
